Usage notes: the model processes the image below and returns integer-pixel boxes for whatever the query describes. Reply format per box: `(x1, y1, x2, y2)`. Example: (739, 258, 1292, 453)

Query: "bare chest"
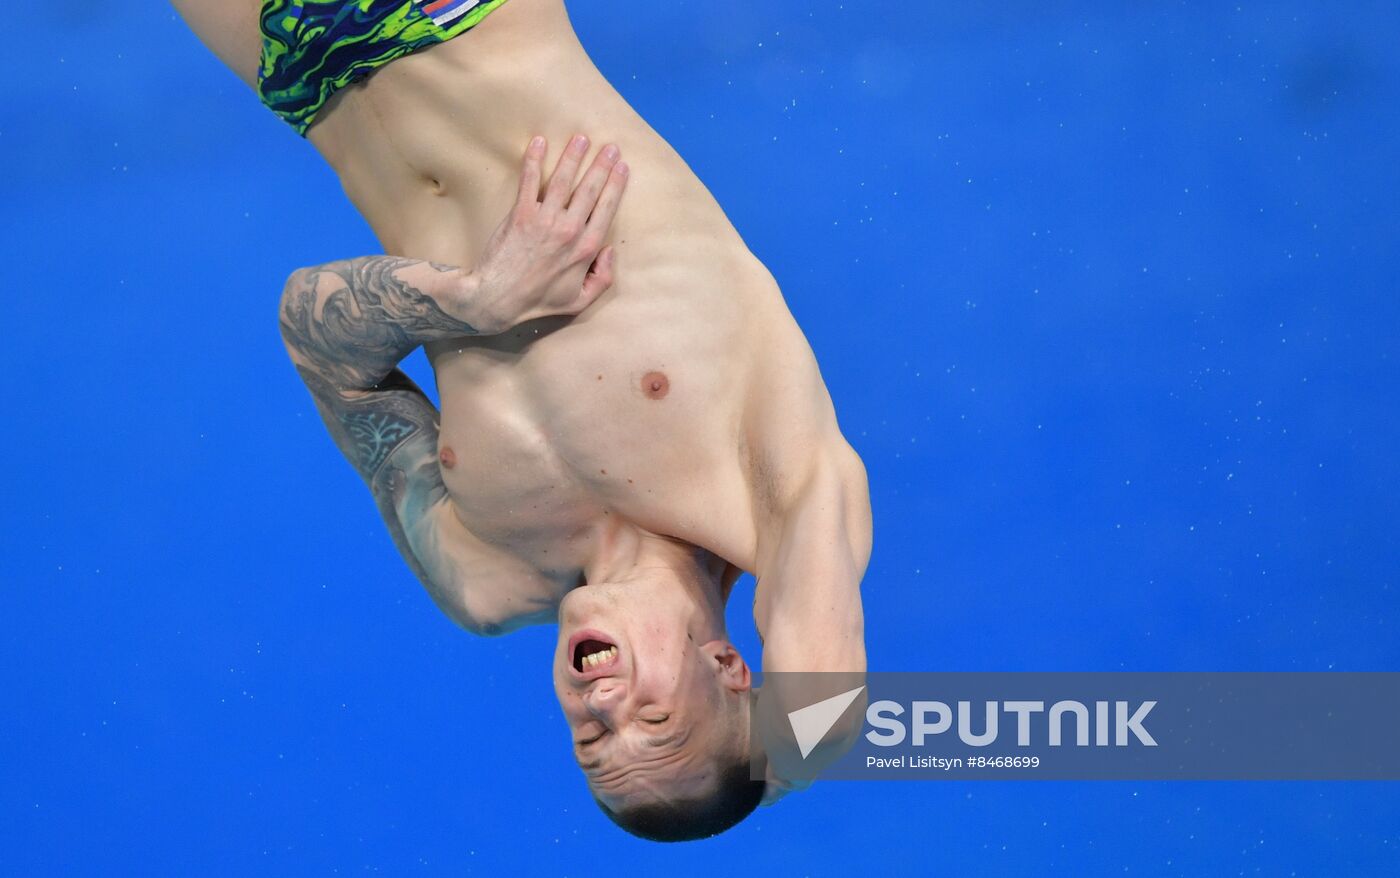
(428, 281, 760, 574)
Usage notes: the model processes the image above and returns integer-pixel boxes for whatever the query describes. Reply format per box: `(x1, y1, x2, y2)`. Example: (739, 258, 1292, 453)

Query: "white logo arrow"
(786, 686, 866, 759)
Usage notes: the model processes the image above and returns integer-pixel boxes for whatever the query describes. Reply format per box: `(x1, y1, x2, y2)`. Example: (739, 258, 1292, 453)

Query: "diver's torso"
(304, 0, 839, 612)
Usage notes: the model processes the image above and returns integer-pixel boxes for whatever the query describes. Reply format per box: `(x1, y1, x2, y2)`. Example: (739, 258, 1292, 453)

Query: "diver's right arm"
(277, 135, 626, 631)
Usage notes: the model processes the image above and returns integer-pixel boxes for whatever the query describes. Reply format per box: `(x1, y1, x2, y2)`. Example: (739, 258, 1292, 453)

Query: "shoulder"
(171, 0, 264, 87)
(759, 438, 871, 572)
(738, 302, 870, 558)
(749, 439, 870, 674)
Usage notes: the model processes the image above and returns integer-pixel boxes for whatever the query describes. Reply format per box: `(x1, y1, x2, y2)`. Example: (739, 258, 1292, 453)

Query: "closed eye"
(575, 729, 608, 770)
(576, 728, 608, 746)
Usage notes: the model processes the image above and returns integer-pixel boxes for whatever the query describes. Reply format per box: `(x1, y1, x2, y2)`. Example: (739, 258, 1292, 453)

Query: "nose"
(583, 681, 626, 721)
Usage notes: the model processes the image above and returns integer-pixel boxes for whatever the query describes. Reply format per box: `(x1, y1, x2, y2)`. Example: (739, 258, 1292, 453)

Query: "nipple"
(439, 446, 457, 469)
(641, 371, 670, 399)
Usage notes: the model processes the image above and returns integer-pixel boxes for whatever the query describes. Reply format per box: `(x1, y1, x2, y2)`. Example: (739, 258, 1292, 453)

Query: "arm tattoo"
(295, 364, 450, 590)
(295, 365, 438, 483)
(279, 256, 478, 391)
(343, 410, 419, 475)
(280, 255, 481, 597)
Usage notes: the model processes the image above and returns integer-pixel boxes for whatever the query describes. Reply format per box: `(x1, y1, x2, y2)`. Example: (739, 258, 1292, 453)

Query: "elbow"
(277, 267, 314, 346)
(459, 617, 508, 638)
(431, 583, 520, 638)
(450, 606, 514, 639)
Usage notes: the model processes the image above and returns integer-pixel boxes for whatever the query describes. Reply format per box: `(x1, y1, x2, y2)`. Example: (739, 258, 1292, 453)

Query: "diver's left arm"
(750, 446, 871, 803)
(753, 446, 871, 675)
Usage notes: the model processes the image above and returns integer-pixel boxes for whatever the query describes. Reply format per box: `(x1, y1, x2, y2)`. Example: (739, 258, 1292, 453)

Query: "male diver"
(172, 0, 870, 840)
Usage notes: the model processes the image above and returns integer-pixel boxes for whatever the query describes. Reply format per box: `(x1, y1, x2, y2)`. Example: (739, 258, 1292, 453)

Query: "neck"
(583, 523, 731, 634)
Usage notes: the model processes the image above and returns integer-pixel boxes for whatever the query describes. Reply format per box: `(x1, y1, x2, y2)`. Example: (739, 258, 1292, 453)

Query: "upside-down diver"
(174, 0, 871, 840)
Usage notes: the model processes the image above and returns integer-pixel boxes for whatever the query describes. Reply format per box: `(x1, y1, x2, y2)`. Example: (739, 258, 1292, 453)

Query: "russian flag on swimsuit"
(416, 0, 481, 27)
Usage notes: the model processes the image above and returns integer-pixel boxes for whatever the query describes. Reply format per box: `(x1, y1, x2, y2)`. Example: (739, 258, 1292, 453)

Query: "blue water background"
(3, 1, 1398, 873)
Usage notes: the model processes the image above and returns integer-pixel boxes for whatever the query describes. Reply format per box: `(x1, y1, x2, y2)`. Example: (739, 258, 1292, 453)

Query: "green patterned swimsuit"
(259, 0, 512, 135)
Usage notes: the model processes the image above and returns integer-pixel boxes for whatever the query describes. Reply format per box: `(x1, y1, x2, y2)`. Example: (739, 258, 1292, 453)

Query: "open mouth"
(571, 634, 619, 673)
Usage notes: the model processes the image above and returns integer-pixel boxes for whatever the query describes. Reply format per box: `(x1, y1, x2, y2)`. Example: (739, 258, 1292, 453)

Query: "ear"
(700, 640, 752, 693)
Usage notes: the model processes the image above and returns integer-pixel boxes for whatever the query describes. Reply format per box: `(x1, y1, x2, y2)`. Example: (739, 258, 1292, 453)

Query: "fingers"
(516, 135, 546, 206)
(566, 143, 620, 219)
(585, 159, 628, 238)
(543, 133, 590, 210)
(579, 245, 616, 303)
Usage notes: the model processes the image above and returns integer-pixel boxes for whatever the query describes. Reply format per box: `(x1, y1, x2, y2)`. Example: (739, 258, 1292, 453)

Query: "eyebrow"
(645, 729, 684, 749)
(577, 724, 691, 775)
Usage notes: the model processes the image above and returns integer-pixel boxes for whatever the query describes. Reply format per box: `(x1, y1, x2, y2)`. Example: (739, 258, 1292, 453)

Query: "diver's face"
(553, 581, 747, 808)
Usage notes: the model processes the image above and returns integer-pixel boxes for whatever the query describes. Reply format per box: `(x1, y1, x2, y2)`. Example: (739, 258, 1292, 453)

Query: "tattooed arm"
(279, 257, 482, 391)
(278, 257, 485, 627)
(282, 132, 629, 395)
(276, 134, 628, 630)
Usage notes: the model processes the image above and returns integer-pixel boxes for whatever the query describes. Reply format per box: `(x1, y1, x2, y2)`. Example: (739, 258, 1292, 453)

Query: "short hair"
(594, 760, 764, 842)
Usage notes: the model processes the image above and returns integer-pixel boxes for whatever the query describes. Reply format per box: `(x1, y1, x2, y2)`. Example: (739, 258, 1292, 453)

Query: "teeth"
(580, 646, 618, 670)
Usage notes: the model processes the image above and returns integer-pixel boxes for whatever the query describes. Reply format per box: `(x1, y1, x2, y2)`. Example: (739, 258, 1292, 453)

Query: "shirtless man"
(172, 0, 870, 841)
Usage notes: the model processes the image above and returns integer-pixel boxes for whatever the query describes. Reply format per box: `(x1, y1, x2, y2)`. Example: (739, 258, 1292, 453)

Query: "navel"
(641, 371, 670, 400)
(439, 446, 457, 469)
